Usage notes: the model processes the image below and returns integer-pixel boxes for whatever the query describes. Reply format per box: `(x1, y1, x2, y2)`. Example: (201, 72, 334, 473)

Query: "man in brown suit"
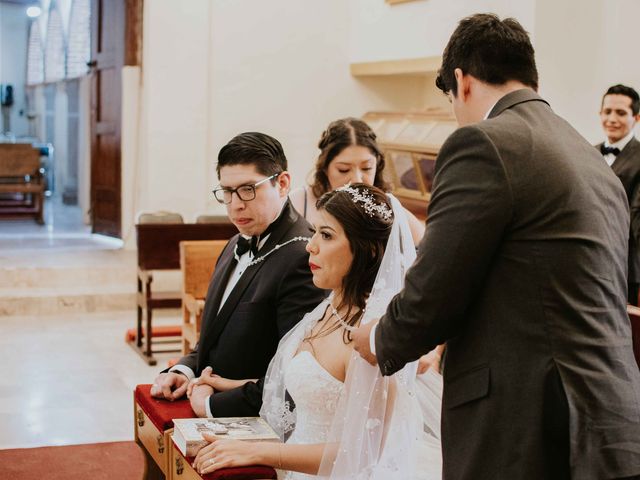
(354, 13, 640, 480)
(596, 84, 640, 305)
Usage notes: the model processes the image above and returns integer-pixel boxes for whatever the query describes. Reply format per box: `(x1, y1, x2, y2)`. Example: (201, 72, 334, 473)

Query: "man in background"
(597, 84, 640, 305)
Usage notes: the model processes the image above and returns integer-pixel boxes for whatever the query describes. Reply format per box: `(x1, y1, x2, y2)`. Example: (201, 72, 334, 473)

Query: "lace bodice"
(285, 351, 343, 443)
(280, 351, 344, 480)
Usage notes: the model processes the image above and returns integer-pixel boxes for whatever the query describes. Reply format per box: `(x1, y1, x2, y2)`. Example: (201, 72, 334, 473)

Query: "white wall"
(125, 0, 449, 242)
(206, 0, 436, 205)
(349, 0, 535, 62)
(123, 0, 640, 245)
(0, 2, 30, 137)
(535, 0, 640, 144)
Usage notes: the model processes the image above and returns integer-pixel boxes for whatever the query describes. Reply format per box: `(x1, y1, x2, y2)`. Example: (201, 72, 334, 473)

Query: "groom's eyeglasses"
(212, 173, 280, 204)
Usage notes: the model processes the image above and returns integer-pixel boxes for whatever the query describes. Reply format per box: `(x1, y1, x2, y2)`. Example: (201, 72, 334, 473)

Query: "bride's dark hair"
(316, 183, 394, 342)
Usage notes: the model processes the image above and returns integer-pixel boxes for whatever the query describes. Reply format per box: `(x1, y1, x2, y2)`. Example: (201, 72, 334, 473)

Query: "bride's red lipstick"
(309, 262, 320, 271)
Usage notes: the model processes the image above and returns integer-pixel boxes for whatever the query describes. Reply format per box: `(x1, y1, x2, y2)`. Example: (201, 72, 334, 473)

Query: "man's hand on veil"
(352, 320, 378, 366)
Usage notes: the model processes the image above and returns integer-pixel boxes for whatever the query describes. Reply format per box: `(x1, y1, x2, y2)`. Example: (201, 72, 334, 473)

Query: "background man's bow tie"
(235, 236, 258, 257)
(601, 145, 621, 156)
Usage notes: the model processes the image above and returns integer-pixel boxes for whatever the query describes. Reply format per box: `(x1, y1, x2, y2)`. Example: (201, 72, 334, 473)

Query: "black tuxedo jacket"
(177, 200, 326, 416)
(596, 137, 640, 283)
(377, 90, 640, 479)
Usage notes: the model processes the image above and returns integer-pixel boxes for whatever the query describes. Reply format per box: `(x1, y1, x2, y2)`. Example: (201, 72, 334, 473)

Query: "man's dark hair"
(435, 13, 538, 96)
(216, 132, 287, 179)
(602, 84, 640, 115)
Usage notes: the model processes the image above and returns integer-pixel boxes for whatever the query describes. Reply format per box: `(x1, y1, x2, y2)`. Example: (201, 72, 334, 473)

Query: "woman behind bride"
(192, 183, 443, 479)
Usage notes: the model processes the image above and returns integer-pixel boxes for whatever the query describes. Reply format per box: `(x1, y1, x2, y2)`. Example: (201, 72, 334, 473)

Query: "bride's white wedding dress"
(280, 348, 442, 480)
(280, 351, 344, 480)
(262, 193, 442, 479)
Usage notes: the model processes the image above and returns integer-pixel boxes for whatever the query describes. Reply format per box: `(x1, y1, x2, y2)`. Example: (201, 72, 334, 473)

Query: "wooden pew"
(133, 222, 237, 365)
(180, 240, 227, 355)
(0, 143, 45, 224)
(627, 305, 640, 369)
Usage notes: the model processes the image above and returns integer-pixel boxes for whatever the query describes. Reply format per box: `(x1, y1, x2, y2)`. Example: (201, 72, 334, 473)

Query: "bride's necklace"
(330, 304, 357, 332)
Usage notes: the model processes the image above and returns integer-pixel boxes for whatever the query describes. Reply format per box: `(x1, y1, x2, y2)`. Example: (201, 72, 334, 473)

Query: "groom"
(152, 132, 325, 417)
(354, 13, 640, 480)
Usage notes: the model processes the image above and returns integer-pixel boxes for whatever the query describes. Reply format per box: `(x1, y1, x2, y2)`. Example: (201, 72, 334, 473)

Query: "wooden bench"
(0, 143, 44, 224)
(132, 222, 237, 365)
(180, 240, 228, 355)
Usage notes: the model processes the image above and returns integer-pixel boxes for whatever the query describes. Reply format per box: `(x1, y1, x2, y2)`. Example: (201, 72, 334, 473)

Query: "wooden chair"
(0, 144, 45, 224)
(627, 305, 640, 369)
(180, 240, 227, 354)
(195, 213, 228, 224)
(132, 221, 237, 365)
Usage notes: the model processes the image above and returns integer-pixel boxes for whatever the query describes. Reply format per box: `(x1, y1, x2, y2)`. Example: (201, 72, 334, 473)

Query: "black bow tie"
(601, 145, 621, 156)
(233, 200, 289, 260)
(235, 235, 258, 257)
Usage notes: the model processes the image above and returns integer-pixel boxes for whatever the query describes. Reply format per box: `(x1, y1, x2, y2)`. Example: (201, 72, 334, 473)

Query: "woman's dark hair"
(435, 13, 538, 96)
(316, 183, 393, 343)
(310, 118, 390, 198)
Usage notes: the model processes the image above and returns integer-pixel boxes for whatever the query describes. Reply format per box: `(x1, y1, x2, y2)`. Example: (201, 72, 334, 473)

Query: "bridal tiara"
(336, 184, 393, 221)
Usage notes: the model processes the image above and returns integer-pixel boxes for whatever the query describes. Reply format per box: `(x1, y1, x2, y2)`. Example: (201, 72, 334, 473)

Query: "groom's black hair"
(436, 13, 538, 97)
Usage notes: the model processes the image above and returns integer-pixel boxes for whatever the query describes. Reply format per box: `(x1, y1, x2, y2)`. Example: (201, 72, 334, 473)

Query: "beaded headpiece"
(335, 184, 393, 221)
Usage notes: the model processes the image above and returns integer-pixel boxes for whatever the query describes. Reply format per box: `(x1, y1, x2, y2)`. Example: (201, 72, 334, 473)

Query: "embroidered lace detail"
(281, 351, 343, 480)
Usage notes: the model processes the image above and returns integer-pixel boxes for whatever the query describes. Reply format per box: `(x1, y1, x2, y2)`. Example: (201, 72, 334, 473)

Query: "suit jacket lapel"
(204, 200, 301, 346)
(611, 137, 640, 172)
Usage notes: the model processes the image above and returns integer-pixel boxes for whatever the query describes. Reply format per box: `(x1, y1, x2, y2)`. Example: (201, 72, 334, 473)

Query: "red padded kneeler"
(185, 460, 277, 480)
(135, 384, 196, 431)
(125, 325, 182, 343)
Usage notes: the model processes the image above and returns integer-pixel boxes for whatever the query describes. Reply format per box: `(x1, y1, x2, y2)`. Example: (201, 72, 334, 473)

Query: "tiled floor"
(0, 194, 178, 449)
(0, 311, 176, 449)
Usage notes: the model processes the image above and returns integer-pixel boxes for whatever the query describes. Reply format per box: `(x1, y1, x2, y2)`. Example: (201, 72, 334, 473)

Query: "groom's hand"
(353, 320, 378, 366)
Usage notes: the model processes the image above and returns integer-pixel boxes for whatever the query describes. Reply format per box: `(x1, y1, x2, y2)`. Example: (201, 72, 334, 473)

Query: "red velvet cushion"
(135, 384, 196, 431)
(185, 457, 277, 480)
(125, 325, 182, 342)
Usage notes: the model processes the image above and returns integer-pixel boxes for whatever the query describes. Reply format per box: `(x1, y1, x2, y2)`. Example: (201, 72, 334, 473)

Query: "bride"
(191, 184, 442, 479)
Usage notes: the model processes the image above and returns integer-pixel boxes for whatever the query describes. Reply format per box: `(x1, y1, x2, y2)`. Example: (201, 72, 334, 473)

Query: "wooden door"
(89, 0, 142, 237)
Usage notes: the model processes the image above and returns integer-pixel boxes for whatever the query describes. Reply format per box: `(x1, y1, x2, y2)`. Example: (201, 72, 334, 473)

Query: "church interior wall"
(534, 0, 640, 144)
(6, 0, 639, 242)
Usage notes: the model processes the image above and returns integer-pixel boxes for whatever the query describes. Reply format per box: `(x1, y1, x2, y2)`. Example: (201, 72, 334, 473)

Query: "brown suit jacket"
(596, 137, 640, 284)
(377, 90, 640, 479)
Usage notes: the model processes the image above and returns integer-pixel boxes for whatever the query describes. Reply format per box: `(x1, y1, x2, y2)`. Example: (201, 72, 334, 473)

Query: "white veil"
(260, 194, 442, 479)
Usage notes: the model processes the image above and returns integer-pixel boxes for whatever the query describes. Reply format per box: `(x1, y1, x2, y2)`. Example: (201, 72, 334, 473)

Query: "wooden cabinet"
(363, 110, 457, 220)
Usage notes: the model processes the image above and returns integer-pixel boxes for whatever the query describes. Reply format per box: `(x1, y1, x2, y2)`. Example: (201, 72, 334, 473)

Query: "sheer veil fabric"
(260, 194, 442, 479)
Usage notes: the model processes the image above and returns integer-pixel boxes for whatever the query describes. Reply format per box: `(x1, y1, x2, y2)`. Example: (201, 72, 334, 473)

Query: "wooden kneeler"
(134, 384, 196, 480)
